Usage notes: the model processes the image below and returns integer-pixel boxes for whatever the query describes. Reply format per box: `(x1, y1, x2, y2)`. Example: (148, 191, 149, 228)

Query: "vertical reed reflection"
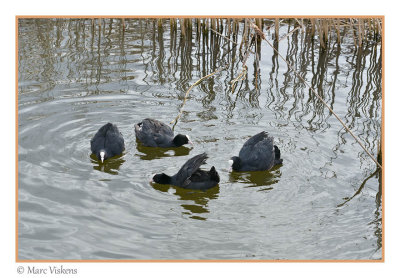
(18, 18, 382, 149)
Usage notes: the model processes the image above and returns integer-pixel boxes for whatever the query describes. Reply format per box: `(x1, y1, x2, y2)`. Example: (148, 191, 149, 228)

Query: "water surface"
(18, 18, 382, 260)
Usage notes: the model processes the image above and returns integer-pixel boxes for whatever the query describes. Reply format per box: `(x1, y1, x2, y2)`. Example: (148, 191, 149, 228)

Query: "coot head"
(229, 156, 241, 171)
(173, 134, 193, 147)
(152, 173, 172, 184)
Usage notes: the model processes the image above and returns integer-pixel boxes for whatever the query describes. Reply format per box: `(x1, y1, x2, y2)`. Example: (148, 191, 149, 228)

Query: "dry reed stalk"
(247, 19, 382, 169)
(234, 19, 238, 35)
(203, 18, 209, 35)
(239, 19, 249, 52)
(218, 18, 223, 33)
(170, 65, 229, 127)
(196, 18, 201, 36)
(361, 19, 365, 41)
(175, 18, 178, 31)
(210, 28, 237, 45)
(230, 66, 247, 93)
(323, 19, 329, 46)
(243, 22, 255, 56)
(358, 19, 364, 47)
(254, 37, 260, 90)
(374, 18, 380, 36)
(227, 18, 232, 37)
(378, 19, 382, 35)
(349, 19, 358, 47)
(180, 18, 186, 36)
(310, 18, 316, 37)
(279, 26, 301, 42)
(211, 18, 216, 32)
(222, 19, 256, 93)
(274, 18, 279, 40)
(317, 20, 326, 48)
(367, 19, 372, 38)
(294, 18, 305, 32)
(334, 19, 341, 44)
(256, 18, 262, 30)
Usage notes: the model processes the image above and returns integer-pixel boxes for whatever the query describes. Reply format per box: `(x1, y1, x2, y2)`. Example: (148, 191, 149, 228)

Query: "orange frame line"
(15, 15, 385, 263)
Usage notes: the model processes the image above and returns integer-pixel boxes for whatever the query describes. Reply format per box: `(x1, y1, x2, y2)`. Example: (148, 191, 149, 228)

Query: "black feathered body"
(232, 131, 282, 171)
(90, 123, 125, 161)
(153, 153, 220, 190)
(183, 167, 220, 190)
(135, 118, 178, 147)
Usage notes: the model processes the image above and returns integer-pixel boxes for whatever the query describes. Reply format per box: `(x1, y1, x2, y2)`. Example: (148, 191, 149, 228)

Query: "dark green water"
(18, 18, 382, 260)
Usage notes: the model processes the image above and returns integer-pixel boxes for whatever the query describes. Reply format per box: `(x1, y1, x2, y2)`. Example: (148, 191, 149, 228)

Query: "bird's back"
(104, 125, 125, 156)
(180, 166, 219, 190)
(238, 131, 275, 171)
(91, 123, 124, 155)
(135, 118, 174, 147)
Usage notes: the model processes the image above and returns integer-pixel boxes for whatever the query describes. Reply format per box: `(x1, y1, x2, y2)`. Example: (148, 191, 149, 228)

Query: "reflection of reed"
(336, 140, 382, 250)
(19, 18, 381, 137)
(338, 44, 382, 166)
(19, 18, 381, 152)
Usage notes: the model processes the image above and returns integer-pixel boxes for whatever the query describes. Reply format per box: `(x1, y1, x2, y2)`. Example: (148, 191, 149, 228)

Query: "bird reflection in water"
(151, 183, 219, 221)
(90, 153, 125, 175)
(136, 140, 191, 160)
(229, 165, 282, 191)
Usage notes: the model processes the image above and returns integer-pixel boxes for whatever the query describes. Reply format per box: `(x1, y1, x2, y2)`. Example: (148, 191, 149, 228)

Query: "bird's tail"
(274, 145, 283, 165)
(210, 166, 220, 183)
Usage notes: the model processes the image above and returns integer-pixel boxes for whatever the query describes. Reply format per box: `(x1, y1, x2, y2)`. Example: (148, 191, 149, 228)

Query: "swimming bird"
(134, 118, 192, 147)
(152, 153, 220, 190)
(90, 123, 125, 163)
(230, 131, 283, 172)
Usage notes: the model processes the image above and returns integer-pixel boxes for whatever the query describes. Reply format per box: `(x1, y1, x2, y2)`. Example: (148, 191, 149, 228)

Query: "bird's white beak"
(186, 135, 194, 146)
(100, 151, 105, 163)
(228, 159, 233, 171)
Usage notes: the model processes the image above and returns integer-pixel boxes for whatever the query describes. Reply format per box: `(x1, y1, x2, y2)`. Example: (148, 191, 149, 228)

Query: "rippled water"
(18, 18, 382, 260)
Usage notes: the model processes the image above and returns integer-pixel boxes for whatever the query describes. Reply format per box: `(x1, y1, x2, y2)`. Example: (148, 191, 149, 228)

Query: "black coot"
(152, 153, 220, 190)
(134, 118, 192, 147)
(230, 131, 283, 171)
(90, 123, 125, 163)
